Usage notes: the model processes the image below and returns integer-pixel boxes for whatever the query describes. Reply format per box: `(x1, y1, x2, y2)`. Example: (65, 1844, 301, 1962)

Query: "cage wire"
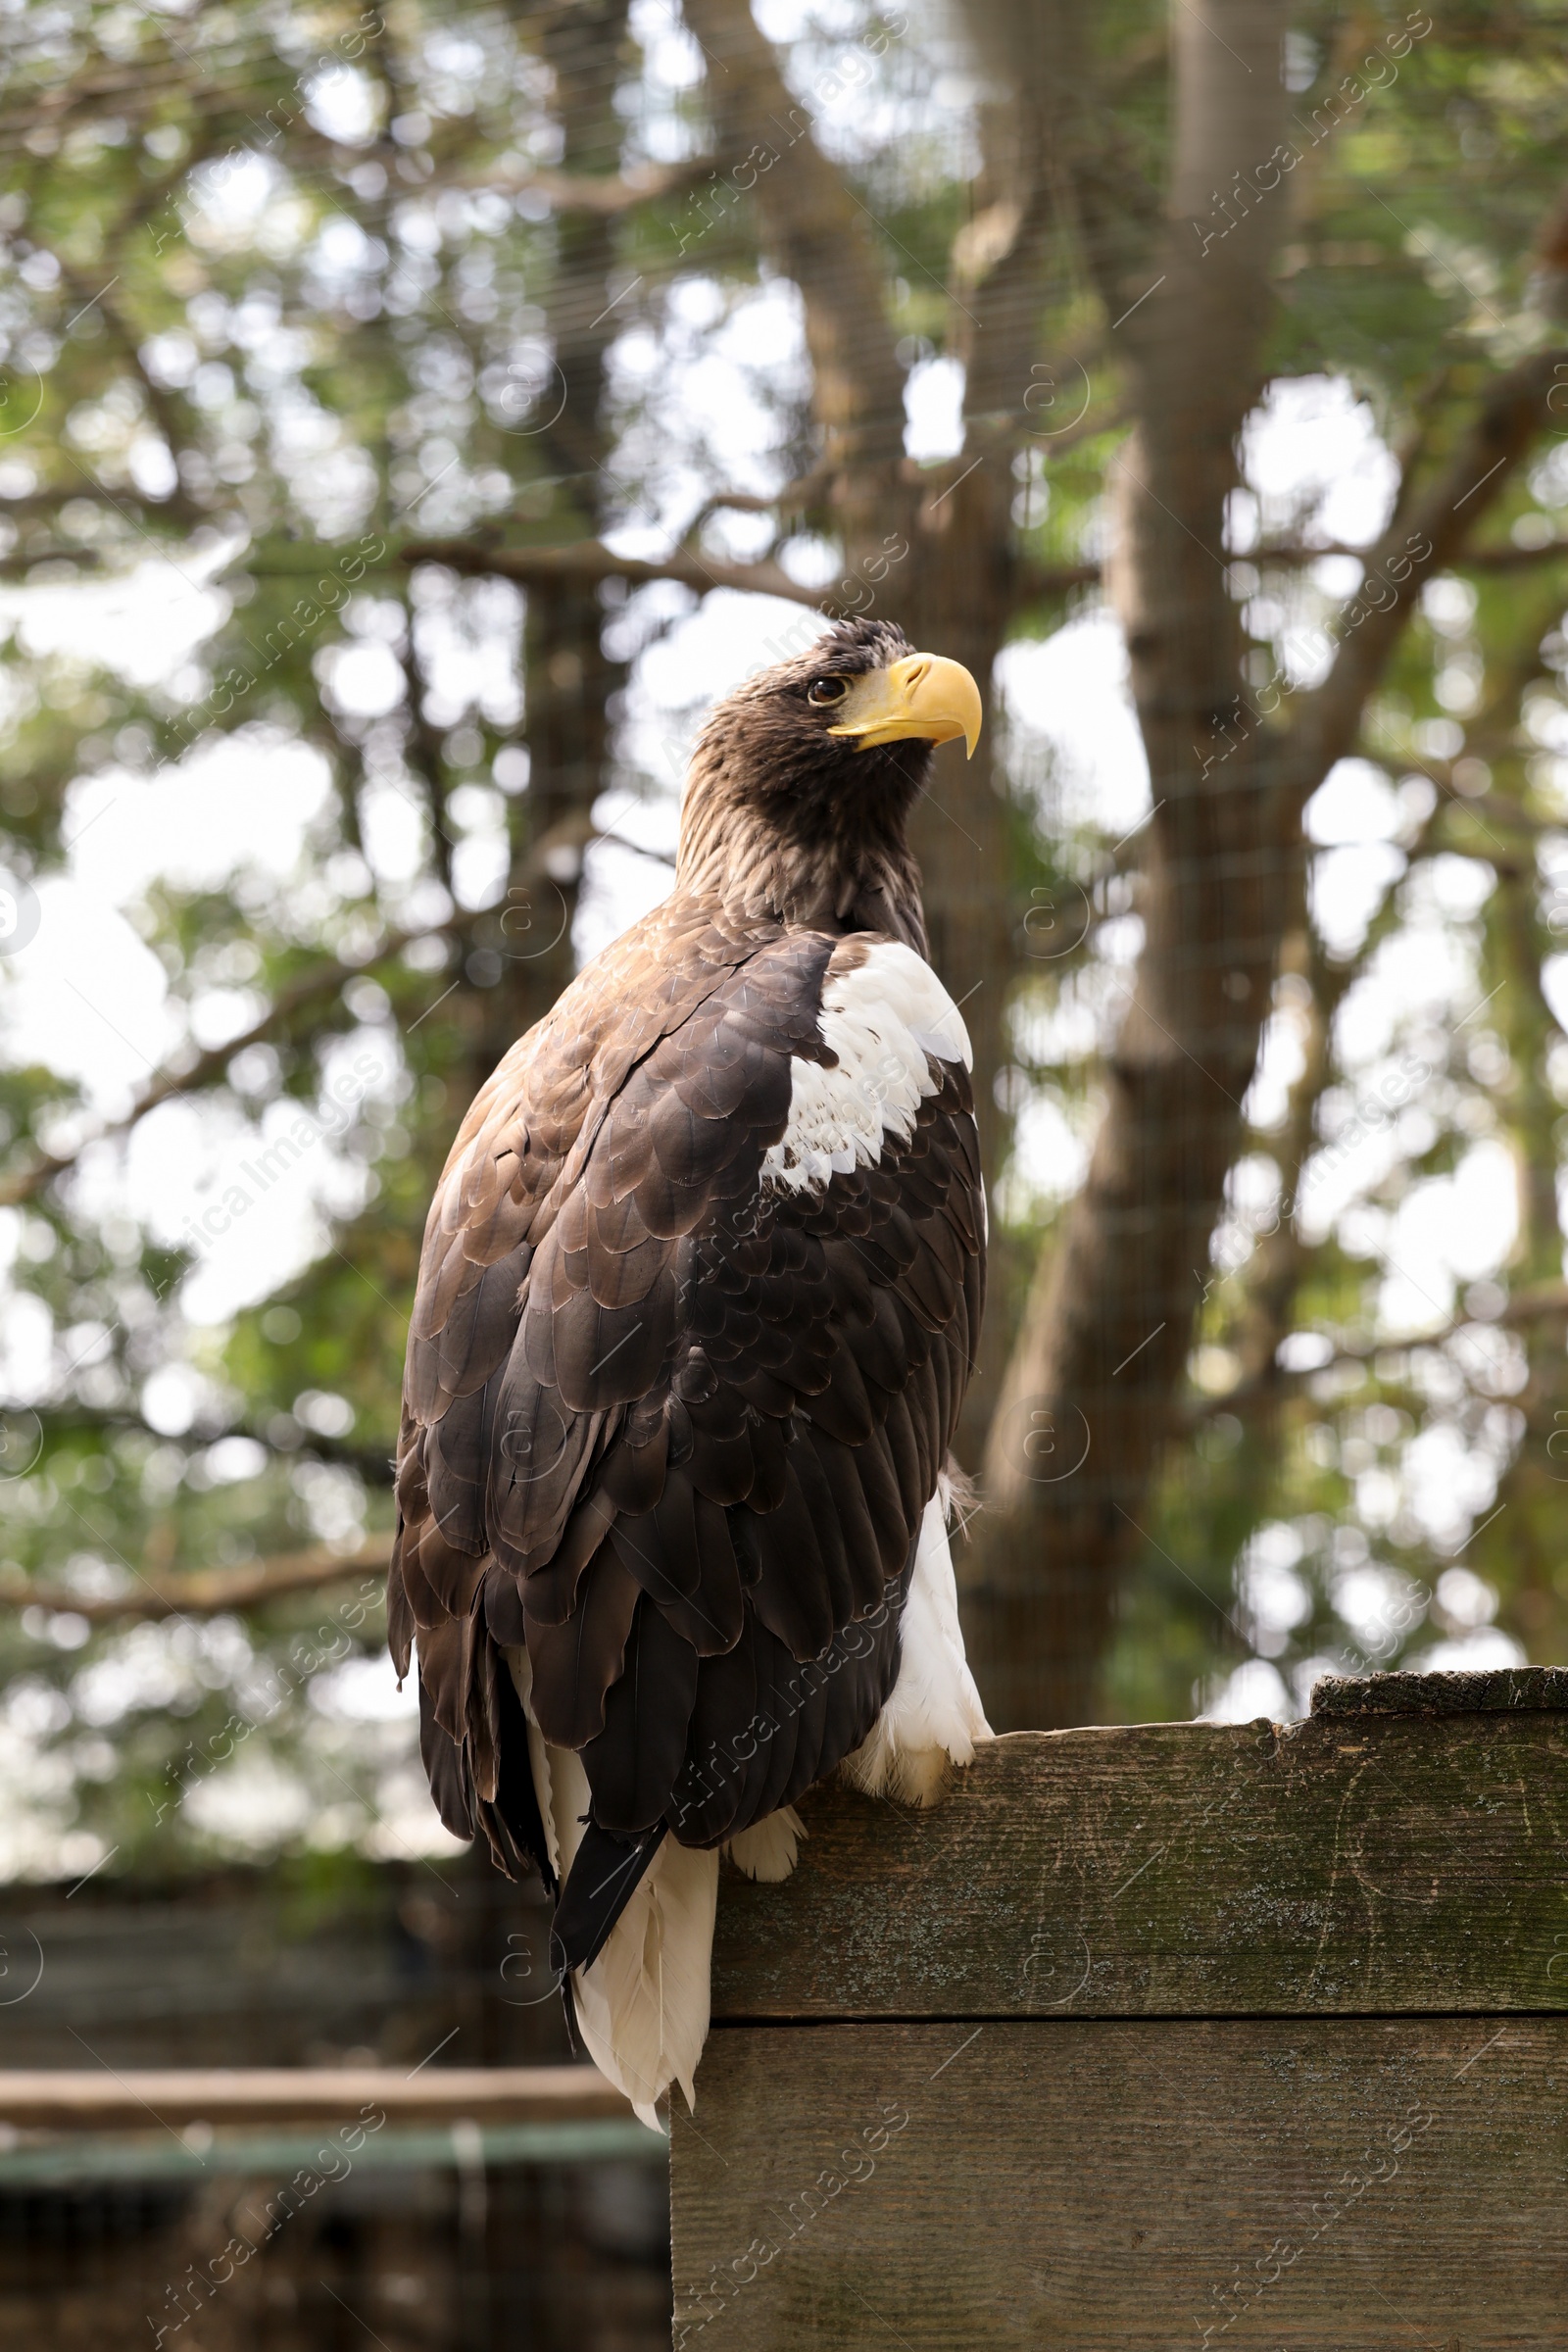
(1, 0, 1567, 2340)
(0, 1861, 666, 2348)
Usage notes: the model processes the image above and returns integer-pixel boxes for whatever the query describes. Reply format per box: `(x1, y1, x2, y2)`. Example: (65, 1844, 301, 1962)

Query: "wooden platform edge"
(710, 1689, 1568, 2022)
(1311, 1663, 1568, 1715)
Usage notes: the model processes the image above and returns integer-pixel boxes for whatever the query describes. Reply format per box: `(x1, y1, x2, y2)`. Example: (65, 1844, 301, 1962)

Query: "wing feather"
(391, 903, 983, 1970)
(524, 1543, 641, 1747)
(582, 1595, 700, 1831)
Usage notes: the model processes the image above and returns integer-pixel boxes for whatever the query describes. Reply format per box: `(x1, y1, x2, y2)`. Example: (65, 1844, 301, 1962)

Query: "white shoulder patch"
(761, 940, 972, 1195)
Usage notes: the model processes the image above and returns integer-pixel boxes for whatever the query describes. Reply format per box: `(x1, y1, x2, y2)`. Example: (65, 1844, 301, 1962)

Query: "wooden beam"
(1313, 1663, 1568, 1716)
(710, 1699, 1568, 2021)
(683, 1674, 1568, 2345)
(673, 2019, 1565, 2348)
(0, 2065, 645, 2132)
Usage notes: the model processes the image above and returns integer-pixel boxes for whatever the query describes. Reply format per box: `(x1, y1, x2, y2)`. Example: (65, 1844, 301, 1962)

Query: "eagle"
(390, 616, 992, 2124)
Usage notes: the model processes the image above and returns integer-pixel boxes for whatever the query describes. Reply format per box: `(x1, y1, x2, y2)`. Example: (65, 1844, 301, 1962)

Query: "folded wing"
(391, 917, 985, 1929)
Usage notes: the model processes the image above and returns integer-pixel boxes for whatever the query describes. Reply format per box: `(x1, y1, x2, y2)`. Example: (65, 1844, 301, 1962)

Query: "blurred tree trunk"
(1465, 608, 1568, 1658)
(967, 0, 1297, 1727)
(488, 1, 634, 1073)
(970, 107, 1567, 1722)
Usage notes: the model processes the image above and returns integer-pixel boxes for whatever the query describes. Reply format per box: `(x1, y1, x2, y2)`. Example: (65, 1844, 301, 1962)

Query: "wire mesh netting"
(0, 1860, 669, 2346)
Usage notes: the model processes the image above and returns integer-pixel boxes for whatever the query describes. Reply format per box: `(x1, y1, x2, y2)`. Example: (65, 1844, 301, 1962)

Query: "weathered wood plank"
(672, 2019, 1568, 2348)
(710, 1718, 1568, 2018)
(1312, 1665, 1568, 1715)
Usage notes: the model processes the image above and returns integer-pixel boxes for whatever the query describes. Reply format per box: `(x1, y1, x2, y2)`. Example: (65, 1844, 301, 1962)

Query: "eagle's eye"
(807, 675, 849, 708)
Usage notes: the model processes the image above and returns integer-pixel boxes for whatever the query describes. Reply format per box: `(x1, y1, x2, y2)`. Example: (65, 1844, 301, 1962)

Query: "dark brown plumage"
(389, 616, 988, 2107)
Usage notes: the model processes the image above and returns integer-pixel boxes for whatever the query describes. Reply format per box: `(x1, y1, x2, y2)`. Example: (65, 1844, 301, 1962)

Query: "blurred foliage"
(0, 0, 1566, 1883)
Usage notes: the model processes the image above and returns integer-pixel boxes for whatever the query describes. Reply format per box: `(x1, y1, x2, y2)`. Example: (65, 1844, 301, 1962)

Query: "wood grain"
(710, 1718, 1568, 2019)
(1311, 1664, 1568, 1716)
(672, 2019, 1568, 2348)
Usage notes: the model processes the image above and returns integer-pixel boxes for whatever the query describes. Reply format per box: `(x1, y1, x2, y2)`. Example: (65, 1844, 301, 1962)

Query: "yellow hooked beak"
(826, 651, 983, 759)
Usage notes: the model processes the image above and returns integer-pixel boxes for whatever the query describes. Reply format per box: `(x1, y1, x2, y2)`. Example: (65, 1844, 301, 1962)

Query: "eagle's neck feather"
(675, 779, 929, 955)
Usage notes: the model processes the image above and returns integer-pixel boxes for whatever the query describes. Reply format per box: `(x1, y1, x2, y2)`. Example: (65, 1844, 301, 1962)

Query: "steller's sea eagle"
(390, 617, 992, 2123)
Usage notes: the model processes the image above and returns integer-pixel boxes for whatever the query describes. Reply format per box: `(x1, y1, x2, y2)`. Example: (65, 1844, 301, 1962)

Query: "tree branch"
(1287, 345, 1568, 784)
(1013, 557, 1109, 601)
(1209, 1282, 1568, 1430)
(0, 787, 672, 1216)
(681, 0, 906, 492)
(0, 912, 463, 1211)
(72, 520, 1563, 612)
(1200, 780, 1450, 1431)
(0, 1538, 390, 1625)
(24, 1401, 397, 1486)
(454, 154, 719, 216)
(396, 532, 833, 609)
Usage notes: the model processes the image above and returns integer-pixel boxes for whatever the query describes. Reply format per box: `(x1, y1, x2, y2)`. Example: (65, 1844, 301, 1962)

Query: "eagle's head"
(676, 617, 983, 946)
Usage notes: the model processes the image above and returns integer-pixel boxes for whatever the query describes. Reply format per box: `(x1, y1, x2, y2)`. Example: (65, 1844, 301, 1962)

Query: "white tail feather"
(507, 1647, 720, 2127)
(503, 1478, 988, 2120)
(569, 1838, 717, 2128)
